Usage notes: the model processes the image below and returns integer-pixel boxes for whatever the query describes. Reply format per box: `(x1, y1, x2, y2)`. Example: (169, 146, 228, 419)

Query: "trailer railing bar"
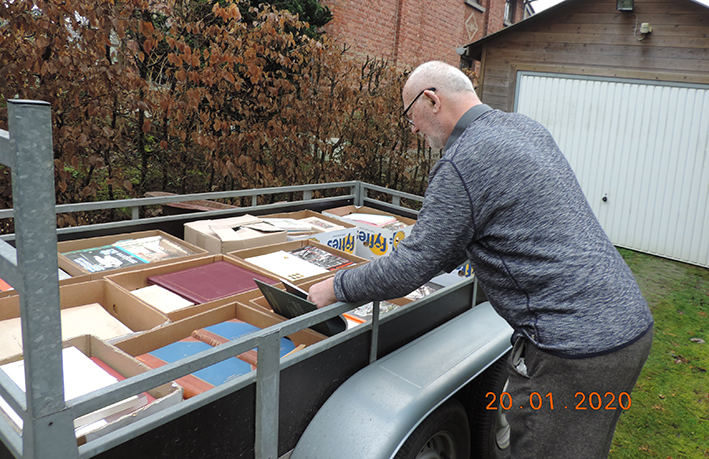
(360, 183, 426, 205)
(0, 239, 19, 288)
(0, 129, 14, 169)
(0, 409, 21, 459)
(0, 182, 360, 221)
(362, 198, 420, 218)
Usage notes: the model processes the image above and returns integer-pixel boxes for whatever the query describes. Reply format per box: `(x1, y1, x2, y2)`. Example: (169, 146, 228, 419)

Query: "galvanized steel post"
(8, 100, 78, 459)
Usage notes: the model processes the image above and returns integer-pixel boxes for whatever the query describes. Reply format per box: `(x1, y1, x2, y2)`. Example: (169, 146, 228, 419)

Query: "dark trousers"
(505, 328, 653, 459)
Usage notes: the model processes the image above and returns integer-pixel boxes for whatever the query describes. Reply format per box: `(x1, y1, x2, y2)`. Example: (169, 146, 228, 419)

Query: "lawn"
(609, 249, 709, 459)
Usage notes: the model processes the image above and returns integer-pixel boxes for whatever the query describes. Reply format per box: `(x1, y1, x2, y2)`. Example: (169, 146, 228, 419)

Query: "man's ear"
(426, 90, 441, 114)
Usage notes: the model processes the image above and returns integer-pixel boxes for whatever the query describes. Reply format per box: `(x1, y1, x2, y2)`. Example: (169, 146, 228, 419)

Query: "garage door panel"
(514, 72, 709, 267)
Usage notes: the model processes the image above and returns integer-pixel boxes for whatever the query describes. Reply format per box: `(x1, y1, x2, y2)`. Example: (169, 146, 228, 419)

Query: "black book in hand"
(254, 279, 346, 337)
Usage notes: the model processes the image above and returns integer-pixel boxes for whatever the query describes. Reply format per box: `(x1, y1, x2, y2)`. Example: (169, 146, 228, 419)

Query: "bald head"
(403, 61, 482, 150)
(405, 61, 477, 98)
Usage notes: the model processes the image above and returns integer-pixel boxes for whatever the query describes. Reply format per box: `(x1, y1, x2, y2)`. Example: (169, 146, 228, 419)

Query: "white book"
(0, 346, 147, 433)
(245, 250, 328, 282)
(132, 285, 195, 314)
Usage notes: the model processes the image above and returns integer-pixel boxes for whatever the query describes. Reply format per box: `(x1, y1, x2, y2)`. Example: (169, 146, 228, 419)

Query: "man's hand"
(308, 277, 338, 308)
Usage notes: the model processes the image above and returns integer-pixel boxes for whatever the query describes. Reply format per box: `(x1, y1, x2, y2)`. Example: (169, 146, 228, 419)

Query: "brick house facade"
(320, 0, 532, 69)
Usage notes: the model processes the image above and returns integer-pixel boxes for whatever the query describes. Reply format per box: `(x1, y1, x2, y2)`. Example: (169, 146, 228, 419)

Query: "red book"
(147, 261, 279, 304)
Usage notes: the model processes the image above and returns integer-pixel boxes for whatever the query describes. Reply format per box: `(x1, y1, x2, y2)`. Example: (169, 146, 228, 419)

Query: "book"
(288, 245, 354, 271)
(63, 245, 146, 273)
(244, 251, 328, 282)
(136, 337, 253, 399)
(60, 303, 134, 341)
(299, 216, 346, 232)
(341, 213, 398, 227)
(191, 319, 296, 366)
(0, 278, 12, 291)
(0, 347, 147, 432)
(131, 285, 195, 314)
(113, 236, 195, 263)
(0, 303, 133, 360)
(405, 281, 444, 301)
(260, 218, 313, 233)
(254, 279, 346, 337)
(344, 300, 402, 325)
(381, 219, 408, 231)
(147, 261, 279, 304)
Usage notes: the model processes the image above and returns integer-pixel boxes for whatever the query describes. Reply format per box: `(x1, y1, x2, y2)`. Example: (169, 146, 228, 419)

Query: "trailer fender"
(290, 302, 513, 459)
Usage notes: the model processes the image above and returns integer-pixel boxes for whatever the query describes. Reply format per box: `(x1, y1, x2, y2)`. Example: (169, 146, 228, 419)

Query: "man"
(308, 60, 653, 458)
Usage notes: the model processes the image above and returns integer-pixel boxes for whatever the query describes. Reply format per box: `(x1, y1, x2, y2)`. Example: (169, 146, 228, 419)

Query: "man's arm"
(309, 161, 475, 307)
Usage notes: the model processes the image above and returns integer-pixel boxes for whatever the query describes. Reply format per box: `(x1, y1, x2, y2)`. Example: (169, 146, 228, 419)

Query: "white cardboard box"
(322, 206, 417, 260)
(184, 215, 288, 254)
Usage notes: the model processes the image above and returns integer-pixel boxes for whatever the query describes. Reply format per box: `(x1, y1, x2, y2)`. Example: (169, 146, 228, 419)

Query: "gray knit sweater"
(334, 107, 653, 357)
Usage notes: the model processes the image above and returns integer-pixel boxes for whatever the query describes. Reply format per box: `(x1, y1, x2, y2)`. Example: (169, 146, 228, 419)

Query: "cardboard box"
(0, 335, 182, 445)
(0, 280, 168, 360)
(228, 239, 368, 285)
(258, 210, 359, 254)
(184, 214, 288, 254)
(105, 254, 284, 322)
(114, 301, 325, 368)
(322, 205, 417, 260)
(0, 271, 92, 301)
(58, 230, 207, 277)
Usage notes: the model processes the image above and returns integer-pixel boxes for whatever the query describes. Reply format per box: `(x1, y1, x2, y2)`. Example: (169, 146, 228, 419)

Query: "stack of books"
(244, 251, 329, 282)
(0, 346, 151, 437)
(288, 245, 354, 271)
(0, 304, 134, 360)
(341, 213, 408, 230)
(63, 236, 197, 273)
(136, 319, 298, 398)
(245, 245, 354, 283)
(343, 301, 402, 328)
(298, 216, 346, 233)
(143, 261, 279, 306)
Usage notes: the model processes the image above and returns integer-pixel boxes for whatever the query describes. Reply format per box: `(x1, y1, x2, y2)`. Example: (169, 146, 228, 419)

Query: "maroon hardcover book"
(147, 260, 278, 304)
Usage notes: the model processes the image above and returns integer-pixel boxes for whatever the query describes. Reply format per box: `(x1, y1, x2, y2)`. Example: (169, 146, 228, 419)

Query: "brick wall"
(321, 0, 526, 69)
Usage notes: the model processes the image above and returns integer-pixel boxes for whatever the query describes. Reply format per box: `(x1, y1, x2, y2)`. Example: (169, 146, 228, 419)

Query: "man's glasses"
(402, 87, 436, 125)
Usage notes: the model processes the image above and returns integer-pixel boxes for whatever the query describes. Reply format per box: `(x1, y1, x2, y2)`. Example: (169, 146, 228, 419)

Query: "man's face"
(403, 88, 446, 151)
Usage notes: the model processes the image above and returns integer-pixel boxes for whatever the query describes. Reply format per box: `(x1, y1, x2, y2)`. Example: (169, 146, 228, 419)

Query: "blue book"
(192, 319, 296, 366)
(137, 337, 253, 398)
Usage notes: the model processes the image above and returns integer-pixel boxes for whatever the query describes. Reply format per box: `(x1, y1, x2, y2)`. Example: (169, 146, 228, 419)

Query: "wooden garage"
(463, 0, 709, 268)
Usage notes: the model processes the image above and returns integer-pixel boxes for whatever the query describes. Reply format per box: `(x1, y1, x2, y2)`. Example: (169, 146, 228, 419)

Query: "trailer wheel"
(465, 356, 511, 459)
(394, 398, 470, 459)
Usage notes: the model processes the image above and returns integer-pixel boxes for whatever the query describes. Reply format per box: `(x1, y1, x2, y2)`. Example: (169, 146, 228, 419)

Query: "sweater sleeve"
(333, 160, 476, 303)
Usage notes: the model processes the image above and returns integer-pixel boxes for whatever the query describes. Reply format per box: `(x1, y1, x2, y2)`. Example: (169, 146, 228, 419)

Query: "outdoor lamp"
(617, 0, 634, 11)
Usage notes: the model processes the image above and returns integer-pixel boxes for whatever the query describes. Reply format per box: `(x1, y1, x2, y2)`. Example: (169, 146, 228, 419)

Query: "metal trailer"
(0, 100, 513, 459)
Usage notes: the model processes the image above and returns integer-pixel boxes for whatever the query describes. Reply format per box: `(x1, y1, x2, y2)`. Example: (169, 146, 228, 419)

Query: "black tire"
(395, 398, 471, 459)
(464, 355, 511, 459)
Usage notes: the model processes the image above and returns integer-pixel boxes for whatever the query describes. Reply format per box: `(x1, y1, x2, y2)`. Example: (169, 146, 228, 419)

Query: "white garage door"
(514, 72, 709, 268)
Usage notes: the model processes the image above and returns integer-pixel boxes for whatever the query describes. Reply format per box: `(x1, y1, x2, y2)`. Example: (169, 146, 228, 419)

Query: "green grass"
(609, 249, 709, 459)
